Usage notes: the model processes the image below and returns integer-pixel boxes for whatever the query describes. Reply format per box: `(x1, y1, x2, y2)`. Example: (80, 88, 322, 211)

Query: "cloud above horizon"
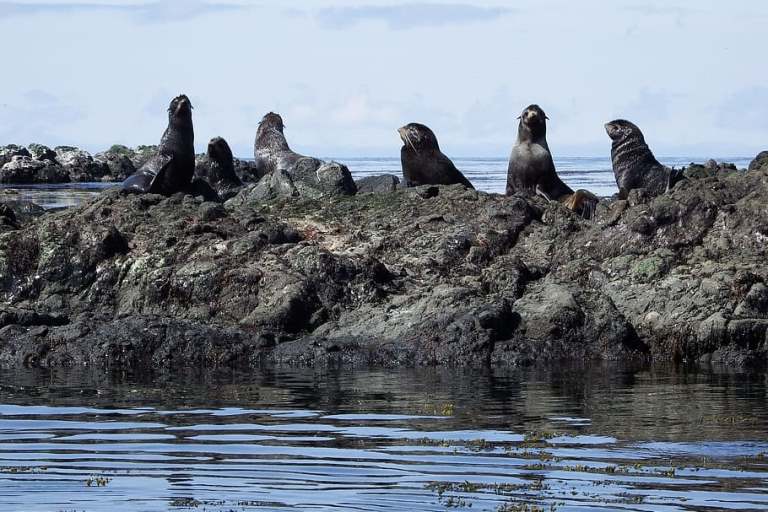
(314, 3, 512, 29)
(0, 0, 765, 157)
(0, 0, 246, 22)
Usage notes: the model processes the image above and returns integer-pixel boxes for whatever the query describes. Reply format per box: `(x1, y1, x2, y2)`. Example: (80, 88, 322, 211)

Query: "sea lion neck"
(517, 120, 546, 143)
(256, 124, 291, 152)
(160, 116, 194, 157)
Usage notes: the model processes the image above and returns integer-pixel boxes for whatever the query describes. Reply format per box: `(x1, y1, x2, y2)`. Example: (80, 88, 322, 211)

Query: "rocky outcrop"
(0, 155, 69, 184)
(682, 159, 740, 180)
(749, 151, 768, 172)
(0, 159, 767, 369)
(0, 144, 136, 183)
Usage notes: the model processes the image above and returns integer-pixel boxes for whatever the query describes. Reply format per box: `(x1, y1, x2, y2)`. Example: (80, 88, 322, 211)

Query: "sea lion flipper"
(562, 189, 599, 220)
(121, 171, 156, 193)
(145, 154, 174, 195)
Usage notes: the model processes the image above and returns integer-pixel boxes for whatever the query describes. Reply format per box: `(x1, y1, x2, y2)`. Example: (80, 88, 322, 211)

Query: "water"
(0, 365, 766, 511)
(336, 156, 754, 196)
(0, 182, 116, 210)
(0, 156, 754, 210)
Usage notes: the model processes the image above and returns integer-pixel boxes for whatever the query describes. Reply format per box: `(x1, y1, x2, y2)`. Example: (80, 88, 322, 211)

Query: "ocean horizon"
(310, 155, 754, 197)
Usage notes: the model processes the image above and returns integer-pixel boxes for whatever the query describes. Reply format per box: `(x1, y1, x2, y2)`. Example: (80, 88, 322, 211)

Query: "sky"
(0, 0, 766, 158)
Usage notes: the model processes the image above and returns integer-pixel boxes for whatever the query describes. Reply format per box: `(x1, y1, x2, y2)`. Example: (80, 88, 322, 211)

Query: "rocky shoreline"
(0, 151, 766, 369)
(0, 143, 263, 185)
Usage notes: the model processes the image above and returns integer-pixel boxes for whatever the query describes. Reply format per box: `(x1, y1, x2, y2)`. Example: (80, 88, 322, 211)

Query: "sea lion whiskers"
(397, 126, 419, 154)
(404, 131, 418, 154)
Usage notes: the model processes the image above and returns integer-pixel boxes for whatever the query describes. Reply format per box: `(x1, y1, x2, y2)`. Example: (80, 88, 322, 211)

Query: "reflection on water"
(0, 365, 766, 511)
(0, 183, 115, 210)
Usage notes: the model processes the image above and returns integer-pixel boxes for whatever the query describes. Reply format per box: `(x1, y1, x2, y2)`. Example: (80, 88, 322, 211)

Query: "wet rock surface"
(0, 163, 767, 369)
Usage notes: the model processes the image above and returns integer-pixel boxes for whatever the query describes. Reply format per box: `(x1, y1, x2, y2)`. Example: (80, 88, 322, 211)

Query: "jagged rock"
(749, 151, 768, 172)
(0, 166, 767, 369)
(235, 158, 267, 183)
(0, 155, 69, 184)
(54, 146, 112, 182)
(93, 147, 136, 181)
(684, 160, 740, 179)
(28, 143, 57, 161)
(356, 174, 401, 194)
(0, 145, 30, 168)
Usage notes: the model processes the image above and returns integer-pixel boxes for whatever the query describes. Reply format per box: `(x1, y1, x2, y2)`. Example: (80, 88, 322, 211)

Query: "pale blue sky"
(0, 0, 766, 158)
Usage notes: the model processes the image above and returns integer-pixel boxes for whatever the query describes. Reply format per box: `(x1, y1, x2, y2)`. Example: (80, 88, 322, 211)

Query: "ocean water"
(0, 365, 766, 512)
(336, 155, 755, 197)
(0, 156, 754, 209)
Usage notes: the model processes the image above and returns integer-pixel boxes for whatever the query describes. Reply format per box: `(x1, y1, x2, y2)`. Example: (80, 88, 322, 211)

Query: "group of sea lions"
(122, 95, 685, 216)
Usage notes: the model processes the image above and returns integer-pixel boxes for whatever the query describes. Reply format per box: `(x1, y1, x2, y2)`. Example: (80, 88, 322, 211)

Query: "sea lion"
(506, 105, 597, 218)
(195, 137, 243, 200)
(397, 123, 473, 188)
(122, 95, 210, 197)
(252, 112, 356, 196)
(253, 112, 321, 176)
(604, 119, 685, 199)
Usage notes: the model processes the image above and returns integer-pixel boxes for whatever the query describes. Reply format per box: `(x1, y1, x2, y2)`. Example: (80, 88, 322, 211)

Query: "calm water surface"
(0, 365, 766, 511)
(0, 156, 753, 210)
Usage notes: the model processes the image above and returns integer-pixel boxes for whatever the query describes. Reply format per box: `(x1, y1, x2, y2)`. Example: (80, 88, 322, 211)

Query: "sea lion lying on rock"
(506, 104, 597, 219)
(605, 119, 685, 199)
(122, 95, 218, 201)
(397, 123, 474, 188)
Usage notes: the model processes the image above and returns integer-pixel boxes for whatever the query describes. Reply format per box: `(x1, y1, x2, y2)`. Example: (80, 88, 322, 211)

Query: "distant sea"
(0, 156, 755, 209)
(338, 155, 755, 197)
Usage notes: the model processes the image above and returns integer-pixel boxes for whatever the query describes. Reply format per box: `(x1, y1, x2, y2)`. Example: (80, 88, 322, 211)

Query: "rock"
(288, 159, 357, 198)
(0, 164, 767, 369)
(683, 161, 739, 180)
(54, 146, 112, 182)
(27, 143, 57, 161)
(93, 147, 136, 182)
(0, 196, 46, 225)
(356, 174, 401, 194)
(234, 158, 267, 184)
(749, 151, 768, 172)
(0, 204, 19, 232)
(0, 145, 30, 168)
(228, 170, 299, 205)
(0, 155, 69, 184)
(102, 145, 157, 171)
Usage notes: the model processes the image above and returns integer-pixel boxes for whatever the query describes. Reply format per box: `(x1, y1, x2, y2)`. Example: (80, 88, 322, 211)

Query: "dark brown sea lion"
(506, 104, 597, 218)
(122, 95, 218, 201)
(605, 119, 684, 199)
(397, 123, 473, 188)
(122, 95, 196, 195)
(195, 137, 243, 200)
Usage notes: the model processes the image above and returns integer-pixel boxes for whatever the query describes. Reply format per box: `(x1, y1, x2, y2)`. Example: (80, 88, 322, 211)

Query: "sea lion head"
(397, 123, 440, 153)
(258, 112, 285, 135)
(168, 94, 193, 127)
(517, 104, 548, 138)
(604, 119, 643, 143)
(207, 136, 233, 165)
